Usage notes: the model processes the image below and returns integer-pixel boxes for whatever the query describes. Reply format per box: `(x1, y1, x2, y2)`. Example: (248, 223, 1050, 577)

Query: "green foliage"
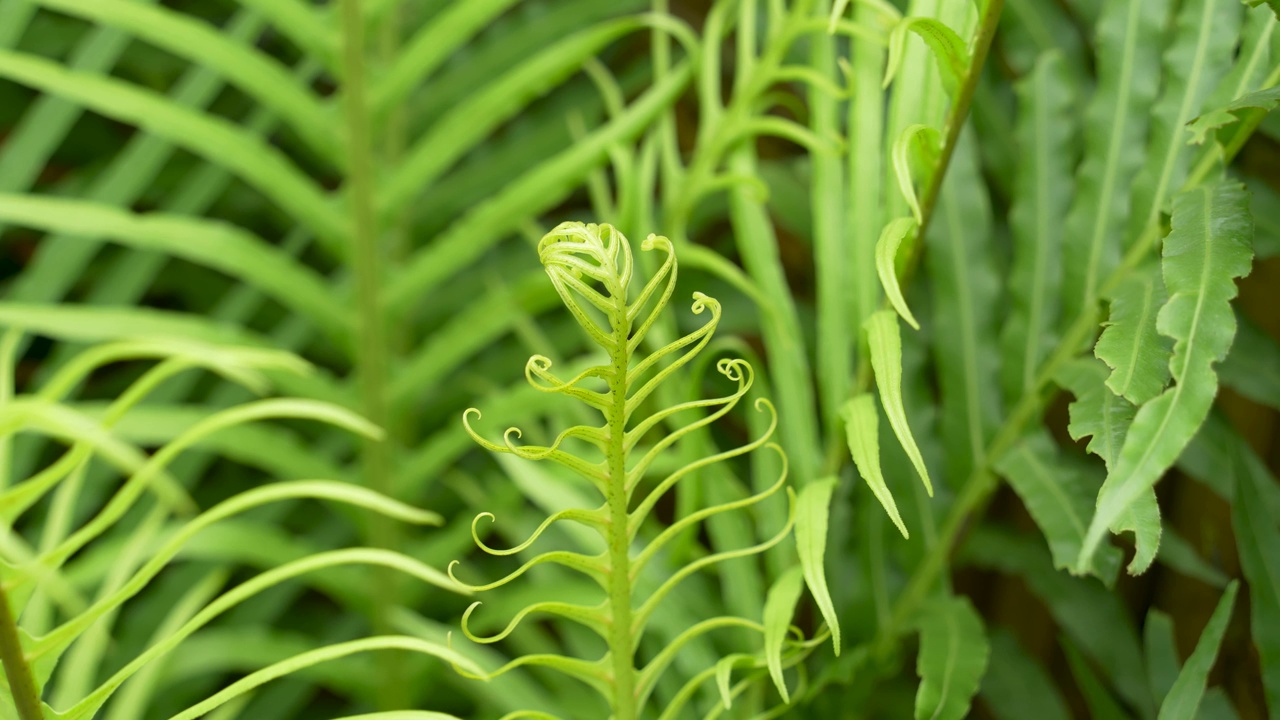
(0, 0, 1277, 718)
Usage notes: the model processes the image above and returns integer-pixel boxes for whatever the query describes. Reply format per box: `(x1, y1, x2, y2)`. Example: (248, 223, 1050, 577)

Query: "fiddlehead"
(459, 222, 820, 719)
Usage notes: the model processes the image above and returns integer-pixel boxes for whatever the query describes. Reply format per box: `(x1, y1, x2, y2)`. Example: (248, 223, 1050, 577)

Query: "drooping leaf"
(763, 565, 805, 703)
(1157, 582, 1239, 720)
(1095, 265, 1173, 405)
(914, 595, 989, 720)
(1061, 0, 1171, 321)
(884, 17, 971, 98)
(865, 310, 934, 496)
(875, 217, 921, 330)
(1078, 182, 1254, 575)
(994, 431, 1120, 580)
(841, 395, 908, 539)
(794, 476, 842, 653)
(891, 124, 942, 224)
(1001, 50, 1075, 401)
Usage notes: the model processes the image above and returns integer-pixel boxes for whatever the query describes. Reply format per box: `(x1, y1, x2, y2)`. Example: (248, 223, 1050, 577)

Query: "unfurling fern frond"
(456, 222, 825, 720)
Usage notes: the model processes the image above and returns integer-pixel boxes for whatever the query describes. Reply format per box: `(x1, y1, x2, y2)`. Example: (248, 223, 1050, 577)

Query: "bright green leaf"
(842, 395, 908, 539)
(865, 310, 934, 496)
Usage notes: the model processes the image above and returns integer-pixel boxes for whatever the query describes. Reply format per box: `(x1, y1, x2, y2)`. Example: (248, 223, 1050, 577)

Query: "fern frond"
(460, 222, 822, 719)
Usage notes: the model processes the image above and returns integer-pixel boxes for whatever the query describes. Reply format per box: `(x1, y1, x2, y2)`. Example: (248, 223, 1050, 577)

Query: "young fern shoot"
(456, 222, 806, 719)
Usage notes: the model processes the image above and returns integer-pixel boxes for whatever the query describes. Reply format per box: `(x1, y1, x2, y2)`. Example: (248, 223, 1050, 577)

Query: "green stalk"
(906, 0, 1004, 265)
(606, 290, 637, 720)
(338, 0, 401, 707)
(0, 583, 43, 720)
(810, 0, 850, 442)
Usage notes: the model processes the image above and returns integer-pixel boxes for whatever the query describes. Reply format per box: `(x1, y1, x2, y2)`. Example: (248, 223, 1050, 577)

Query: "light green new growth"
(457, 222, 802, 719)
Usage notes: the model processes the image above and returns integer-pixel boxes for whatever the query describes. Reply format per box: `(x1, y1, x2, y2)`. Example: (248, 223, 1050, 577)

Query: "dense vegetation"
(0, 0, 1278, 717)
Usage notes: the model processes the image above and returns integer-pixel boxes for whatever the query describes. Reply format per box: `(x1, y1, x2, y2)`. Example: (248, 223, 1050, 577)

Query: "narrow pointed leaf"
(794, 476, 842, 653)
(914, 595, 989, 720)
(874, 217, 921, 330)
(1157, 582, 1239, 720)
(763, 565, 805, 703)
(866, 310, 933, 496)
(842, 395, 908, 539)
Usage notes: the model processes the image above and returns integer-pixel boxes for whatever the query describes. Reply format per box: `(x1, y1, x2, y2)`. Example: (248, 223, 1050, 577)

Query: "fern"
(454, 222, 830, 719)
(0, 327, 468, 719)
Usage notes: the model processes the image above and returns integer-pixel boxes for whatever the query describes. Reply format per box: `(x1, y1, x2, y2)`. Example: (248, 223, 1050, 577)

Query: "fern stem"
(900, 0, 1005, 283)
(606, 307, 637, 720)
(338, 0, 401, 706)
(0, 583, 43, 720)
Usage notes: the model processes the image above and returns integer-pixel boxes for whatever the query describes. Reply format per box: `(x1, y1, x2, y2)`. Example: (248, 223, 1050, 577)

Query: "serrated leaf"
(1079, 182, 1254, 575)
(1001, 50, 1075, 400)
(1061, 0, 1171, 321)
(1232, 450, 1280, 713)
(794, 476, 842, 653)
(914, 595, 989, 720)
(875, 217, 921, 330)
(763, 565, 805, 703)
(884, 17, 970, 98)
(1095, 265, 1173, 405)
(865, 310, 934, 496)
(1156, 582, 1238, 720)
(994, 431, 1121, 579)
(1056, 357, 1137, 469)
(892, 124, 942, 224)
(842, 395, 908, 539)
(1187, 86, 1280, 143)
